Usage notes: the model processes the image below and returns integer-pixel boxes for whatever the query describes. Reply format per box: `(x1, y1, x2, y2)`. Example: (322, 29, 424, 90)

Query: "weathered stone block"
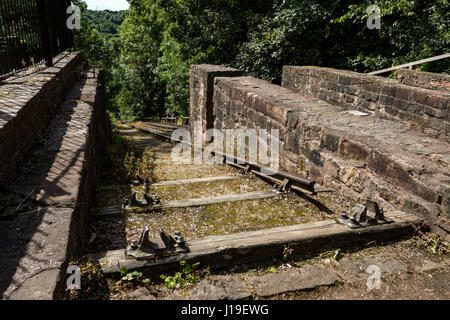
(0, 51, 85, 185)
(320, 130, 340, 152)
(398, 68, 450, 93)
(287, 111, 299, 130)
(282, 66, 449, 140)
(339, 138, 369, 161)
(193, 64, 450, 235)
(190, 64, 242, 134)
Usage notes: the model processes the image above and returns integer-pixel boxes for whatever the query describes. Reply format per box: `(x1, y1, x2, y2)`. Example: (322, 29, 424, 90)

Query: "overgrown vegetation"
(123, 147, 157, 182)
(85, 10, 126, 40)
(74, 0, 449, 120)
(99, 125, 130, 185)
(120, 268, 151, 284)
(422, 233, 450, 255)
(67, 256, 109, 300)
(160, 261, 201, 290)
(72, 0, 109, 65)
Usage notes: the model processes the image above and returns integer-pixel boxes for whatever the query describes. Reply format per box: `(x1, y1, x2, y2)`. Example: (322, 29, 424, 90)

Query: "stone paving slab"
(125, 287, 156, 300)
(189, 279, 228, 300)
(167, 254, 448, 300)
(164, 294, 188, 300)
(333, 256, 407, 283)
(246, 265, 340, 297)
(0, 208, 73, 299)
(414, 258, 450, 273)
(113, 236, 450, 300)
(189, 276, 251, 300)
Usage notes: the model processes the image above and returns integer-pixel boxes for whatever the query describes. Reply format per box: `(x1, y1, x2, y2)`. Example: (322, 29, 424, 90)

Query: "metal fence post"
(66, 0, 75, 49)
(0, 0, 74, 79)
(36, 0, 52, 67)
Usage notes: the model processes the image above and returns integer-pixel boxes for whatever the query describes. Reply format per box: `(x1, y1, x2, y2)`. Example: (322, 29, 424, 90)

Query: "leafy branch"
(160, 261, 200, 290)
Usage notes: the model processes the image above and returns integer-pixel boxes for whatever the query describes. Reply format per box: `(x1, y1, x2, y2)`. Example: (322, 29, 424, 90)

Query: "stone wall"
(397, 68, 450, 92)
(189, 64, 241, 136)
(282, 66, 450, 142)
(191, 64, 450, 237)
(0, 51, 86, 186)
(0, 58, 109, 299)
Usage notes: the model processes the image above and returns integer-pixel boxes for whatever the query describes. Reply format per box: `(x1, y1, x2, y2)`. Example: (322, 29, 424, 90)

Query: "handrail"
(368, 53, 450, 75)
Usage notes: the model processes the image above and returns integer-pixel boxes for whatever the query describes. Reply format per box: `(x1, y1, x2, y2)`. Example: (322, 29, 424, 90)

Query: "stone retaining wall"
(0, 51, 86, 186)
(0, 58, 109, 299)
(397, 68, 450, 92)
(190, 64, 450, 236)
(282, 66, 450, 142)
(189, 64, 242, 136)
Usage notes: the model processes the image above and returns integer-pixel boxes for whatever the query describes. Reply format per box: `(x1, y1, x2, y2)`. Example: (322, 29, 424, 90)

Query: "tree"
(74, 0, 449, 120)
(71, 0, 107, 65)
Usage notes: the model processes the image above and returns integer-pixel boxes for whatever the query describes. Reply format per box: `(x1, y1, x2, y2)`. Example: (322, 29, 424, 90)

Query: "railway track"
(89, 121, 422, 276)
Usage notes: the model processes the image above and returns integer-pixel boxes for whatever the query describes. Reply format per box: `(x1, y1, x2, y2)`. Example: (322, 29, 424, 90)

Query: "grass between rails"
(88, 191, 345, 253)
(89, 119, 354, 251)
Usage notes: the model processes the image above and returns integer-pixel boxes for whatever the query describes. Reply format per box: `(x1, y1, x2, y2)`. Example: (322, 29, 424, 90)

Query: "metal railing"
(368, 53, 450, 75)
(0, 0, 74, 80)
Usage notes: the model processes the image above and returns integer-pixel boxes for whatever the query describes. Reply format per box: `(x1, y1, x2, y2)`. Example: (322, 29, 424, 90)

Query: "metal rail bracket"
(337, 200, 393, 229)
(126, 226, 189, 260)
(132, 175, 150, 186)
(277, 178, 291, 193)
(122, 191, 161, 211)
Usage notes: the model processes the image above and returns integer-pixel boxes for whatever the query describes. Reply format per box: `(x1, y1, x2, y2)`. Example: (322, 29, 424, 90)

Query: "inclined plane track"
(87, 120, 422, 277)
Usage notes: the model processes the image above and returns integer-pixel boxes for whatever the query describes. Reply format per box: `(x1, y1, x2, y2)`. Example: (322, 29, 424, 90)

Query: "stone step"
(183, 245, 450, 300)
(121, 236, 450, 300)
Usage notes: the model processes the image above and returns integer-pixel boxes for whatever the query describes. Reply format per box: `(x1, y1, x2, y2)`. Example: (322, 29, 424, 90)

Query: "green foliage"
(123, 151, 137, 180)
(85, 10, 127, 40)
(100, 123, 131, 185)
(157, 36, 191, 116)
(120, 268, 151, 283)
(123, 147, 156, 180)
(121, 270, 142, 281)
(422, 234, 450, 255)
(267, 266, 277, 273)
(73, 0, 449, 120)
(236, 0, 331, 82)
(102, 0, 274, 119)
(160, 261, 200, 290)
(282, 246, 294, 261)
(322, 248, 344, 261)
(71, 0, 108, 65)
(331, 0, 450, 74)
(333, 249, 343, 261)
